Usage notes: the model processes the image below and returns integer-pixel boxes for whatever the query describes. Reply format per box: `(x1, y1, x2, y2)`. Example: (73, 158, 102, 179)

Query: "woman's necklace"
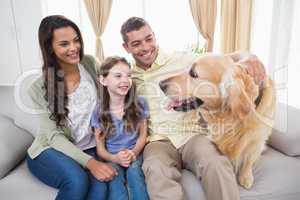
(65, 68, 80, 94)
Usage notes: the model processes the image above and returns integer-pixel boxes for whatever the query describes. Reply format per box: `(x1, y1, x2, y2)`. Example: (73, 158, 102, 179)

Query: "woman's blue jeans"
(26, 147, 107, 200)
(108, 155, 149, 200)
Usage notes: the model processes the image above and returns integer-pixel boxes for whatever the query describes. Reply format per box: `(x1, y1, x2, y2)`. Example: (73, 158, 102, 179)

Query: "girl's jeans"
(108, 155, 149, 200)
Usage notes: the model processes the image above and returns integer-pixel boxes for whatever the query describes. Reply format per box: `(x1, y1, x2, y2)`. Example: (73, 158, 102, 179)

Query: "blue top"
(90, 97, 149, 154)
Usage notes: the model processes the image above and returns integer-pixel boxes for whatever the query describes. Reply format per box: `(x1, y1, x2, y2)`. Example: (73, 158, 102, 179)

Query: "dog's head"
(159, 54, 259, 120)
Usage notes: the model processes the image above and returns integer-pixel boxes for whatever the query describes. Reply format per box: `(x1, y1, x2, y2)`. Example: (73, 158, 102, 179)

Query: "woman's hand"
(86, 158, 117, 181)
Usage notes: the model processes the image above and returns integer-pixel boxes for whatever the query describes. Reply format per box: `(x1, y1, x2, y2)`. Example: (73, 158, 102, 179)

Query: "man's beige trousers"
(142, 135, 240, 200)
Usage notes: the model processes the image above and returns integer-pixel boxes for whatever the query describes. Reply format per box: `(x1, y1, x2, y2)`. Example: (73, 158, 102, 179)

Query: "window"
(42, 0, 205, 58)
(42, 0, 203, 60)
(102, 0, 202, 58)
(41, 0, 95, 56)
(251, 0, 300, 109)
(287, 0, 300, 108)
(250, 0, 274, 68)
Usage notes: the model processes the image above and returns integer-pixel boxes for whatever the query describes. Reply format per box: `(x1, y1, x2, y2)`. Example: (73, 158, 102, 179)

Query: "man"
(120, 17, 265, 200)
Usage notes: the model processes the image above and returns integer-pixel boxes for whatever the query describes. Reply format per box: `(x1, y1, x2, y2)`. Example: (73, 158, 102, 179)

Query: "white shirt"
(67, 64, 97, 150)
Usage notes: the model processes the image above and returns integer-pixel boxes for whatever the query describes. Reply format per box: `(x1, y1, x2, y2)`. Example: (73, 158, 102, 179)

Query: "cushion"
(13, 70, 41, 137)
(0, 162, 206, 200)
(1, 147, 299, 200)
(181, 169, 206, 200)
(0, 161, 56, 200)
(182, 148, 300, 200)
(268, 129, 300, 156)
(0, 115, 33, 179)
(239, 147, 300, 200)
(268, 103, 300, 156)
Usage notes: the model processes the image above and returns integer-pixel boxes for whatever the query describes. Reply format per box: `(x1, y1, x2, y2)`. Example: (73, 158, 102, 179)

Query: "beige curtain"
(189, 0, 217, 52)
(84, 0, 112, 61)
(220, 0, 252, 53)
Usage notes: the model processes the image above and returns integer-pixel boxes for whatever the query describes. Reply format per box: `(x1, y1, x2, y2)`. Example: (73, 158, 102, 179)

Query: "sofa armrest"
(268, 103, 300, 156)
(0, 115, 33, 179)
(268, 129, 300, 156)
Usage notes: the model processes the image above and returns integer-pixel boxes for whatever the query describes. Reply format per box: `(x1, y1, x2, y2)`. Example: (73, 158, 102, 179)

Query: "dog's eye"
(189, 67, 198, 78)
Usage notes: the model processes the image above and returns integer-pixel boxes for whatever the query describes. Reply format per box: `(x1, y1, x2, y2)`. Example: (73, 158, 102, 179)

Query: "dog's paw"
(239, 172, 254, 189)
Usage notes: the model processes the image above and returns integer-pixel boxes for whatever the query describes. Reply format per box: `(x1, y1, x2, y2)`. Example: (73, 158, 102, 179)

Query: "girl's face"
(101, 62, 132, 97)
(52, 26, 81, 67)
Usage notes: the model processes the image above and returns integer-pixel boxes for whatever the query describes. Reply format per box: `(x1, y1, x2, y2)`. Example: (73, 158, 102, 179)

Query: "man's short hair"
(120, 17, 149, 43)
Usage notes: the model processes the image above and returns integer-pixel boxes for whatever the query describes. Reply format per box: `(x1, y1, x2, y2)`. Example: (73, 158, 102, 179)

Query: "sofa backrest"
(0, 70, 41, 137)
(13, 70, 41, 137)
(0, 86, 15, 119)
(1, 79, 300, 143)
(269, 102, 300, 156)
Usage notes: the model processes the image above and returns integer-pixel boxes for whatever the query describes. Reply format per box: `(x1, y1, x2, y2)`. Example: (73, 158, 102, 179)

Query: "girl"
(90, 56, 149, 200)
(26, 15, 117, 200)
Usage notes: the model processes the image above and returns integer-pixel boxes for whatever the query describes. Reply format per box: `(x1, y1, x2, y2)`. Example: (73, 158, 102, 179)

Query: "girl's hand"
(123, 149, 137, 162)
(94, 128, 103, 143)
(86, 158, 117, 181)
(114, 151, 131, 167)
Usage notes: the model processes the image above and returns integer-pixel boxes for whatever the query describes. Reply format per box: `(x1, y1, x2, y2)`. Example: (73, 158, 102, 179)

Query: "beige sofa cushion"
(0, 162, 204, 200)
(239, 147, 300, 200)
(0, 161, 56, 200)
(268, 129, 300, 156)
(0, 115, 33, 178)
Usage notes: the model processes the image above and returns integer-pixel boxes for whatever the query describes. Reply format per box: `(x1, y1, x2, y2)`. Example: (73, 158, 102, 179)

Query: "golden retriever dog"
(159, 54, 276, 189)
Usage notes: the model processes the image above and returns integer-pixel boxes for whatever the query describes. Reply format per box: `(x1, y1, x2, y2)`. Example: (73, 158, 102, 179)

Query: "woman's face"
(52, 26, 81, 66)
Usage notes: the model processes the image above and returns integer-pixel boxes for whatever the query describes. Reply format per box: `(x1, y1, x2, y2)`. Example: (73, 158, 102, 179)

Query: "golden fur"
(159, 54, 276, 189)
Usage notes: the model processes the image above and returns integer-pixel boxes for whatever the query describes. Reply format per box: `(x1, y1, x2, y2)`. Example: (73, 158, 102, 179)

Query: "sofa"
(0, 73, 300, 200)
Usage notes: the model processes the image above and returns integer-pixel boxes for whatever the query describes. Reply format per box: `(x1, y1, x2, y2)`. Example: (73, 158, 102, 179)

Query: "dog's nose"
(159, 80, 168, 92)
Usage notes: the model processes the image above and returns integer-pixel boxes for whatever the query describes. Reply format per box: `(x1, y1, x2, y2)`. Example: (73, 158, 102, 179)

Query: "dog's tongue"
(166, 99, 183, 110)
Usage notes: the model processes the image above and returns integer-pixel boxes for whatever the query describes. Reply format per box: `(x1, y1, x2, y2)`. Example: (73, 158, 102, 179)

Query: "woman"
(26, 15, 117, 200)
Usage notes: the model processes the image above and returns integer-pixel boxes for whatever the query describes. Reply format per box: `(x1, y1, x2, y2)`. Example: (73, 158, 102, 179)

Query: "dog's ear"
(225, 65, 259, 120)
(227, 79, 252, 119)
(238, 65, 260, 103)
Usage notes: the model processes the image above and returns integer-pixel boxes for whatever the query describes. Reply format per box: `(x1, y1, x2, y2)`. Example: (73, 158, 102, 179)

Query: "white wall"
(0, 0, 42, 85)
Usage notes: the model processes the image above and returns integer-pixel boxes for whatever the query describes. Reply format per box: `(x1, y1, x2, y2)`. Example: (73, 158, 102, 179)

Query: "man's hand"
(86, 158, 117, 181)
(228, 51, 266, 87)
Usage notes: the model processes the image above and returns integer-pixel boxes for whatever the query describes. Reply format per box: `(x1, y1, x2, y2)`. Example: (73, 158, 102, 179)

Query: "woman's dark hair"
(38, 15, 84, 127)
(98, 56, 143, 138)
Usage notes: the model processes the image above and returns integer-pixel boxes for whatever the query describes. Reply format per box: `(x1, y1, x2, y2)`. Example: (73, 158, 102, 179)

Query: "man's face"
(123, 25, 158, 69)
